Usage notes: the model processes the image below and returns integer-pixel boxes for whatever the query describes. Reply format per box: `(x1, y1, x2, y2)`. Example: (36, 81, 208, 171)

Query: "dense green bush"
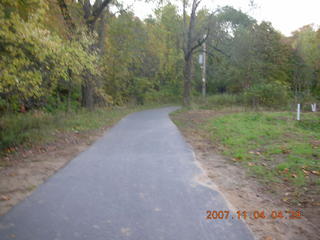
(293, 92, 319, 106)
(207, 94, 243, 107)
(243, 82, 291, 109)
(193, 94, 244, 109)
(0, 111, 59, 151)
(144, 88, 181, 104)
(0, 107, 141, 152)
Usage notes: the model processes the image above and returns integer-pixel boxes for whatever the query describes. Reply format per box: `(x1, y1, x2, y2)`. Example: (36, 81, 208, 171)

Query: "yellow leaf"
(311, 171, 320, 176)
(282, 197, 289, 202)
(0, 195, 10, 201)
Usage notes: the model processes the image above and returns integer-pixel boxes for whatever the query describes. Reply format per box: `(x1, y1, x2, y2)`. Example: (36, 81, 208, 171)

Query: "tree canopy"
(0, 0, 319, 112)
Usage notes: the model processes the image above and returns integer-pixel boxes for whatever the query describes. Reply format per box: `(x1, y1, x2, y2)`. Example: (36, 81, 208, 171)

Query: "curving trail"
(0, 107, 253, 240)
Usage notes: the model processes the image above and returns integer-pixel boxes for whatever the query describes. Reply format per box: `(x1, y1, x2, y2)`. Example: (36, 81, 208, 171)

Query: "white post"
(311, 103, 317, 112)
(202, 34, 207, 98)
(297, 104, 301, 121)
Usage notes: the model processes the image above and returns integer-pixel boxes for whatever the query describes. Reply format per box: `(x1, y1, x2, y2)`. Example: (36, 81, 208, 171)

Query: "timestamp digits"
(206, 210, 302, 220)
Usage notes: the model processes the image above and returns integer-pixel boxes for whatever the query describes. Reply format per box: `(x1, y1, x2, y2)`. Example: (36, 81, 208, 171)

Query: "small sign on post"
(297, 104, 301, 121)
(198, 54, 203, 65)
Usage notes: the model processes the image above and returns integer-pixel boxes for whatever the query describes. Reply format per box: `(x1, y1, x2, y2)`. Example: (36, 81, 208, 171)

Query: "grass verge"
(0, 104, 167, 158)
(172, 108, 320, 205)
(207, 112, 320, 187)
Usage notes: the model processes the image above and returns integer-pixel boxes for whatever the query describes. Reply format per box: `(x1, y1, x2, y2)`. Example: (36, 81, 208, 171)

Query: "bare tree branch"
(189, 27, 209, 55)
(87, 0, 112, 28)
(208, 45, 230, 58)
(56, 0, 76, 35)
(108, 2, 134, 17)
(182, 0, 187, 54)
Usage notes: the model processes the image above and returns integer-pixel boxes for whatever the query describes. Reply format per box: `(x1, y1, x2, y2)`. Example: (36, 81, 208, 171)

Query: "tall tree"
(182, 0, 208, 106)
(57, 0, 112, 109)
(291, 25, 320, 96)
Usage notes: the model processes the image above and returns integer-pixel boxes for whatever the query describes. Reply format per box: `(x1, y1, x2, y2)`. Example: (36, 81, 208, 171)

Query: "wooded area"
(0, 2, 319, 236)
(0, 0, 319, 112)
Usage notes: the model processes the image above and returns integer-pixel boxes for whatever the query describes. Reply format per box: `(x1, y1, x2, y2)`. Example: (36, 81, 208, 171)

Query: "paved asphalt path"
(0, 107, 254, 240)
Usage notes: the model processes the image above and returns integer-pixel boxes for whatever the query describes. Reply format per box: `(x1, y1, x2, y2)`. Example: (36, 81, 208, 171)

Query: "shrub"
(243, 82, 290, 109)
(144, 88, 180, 104)
(0, 111, 58, 151)
(194, 94, 244, 109)
(207, 94, 243, 107)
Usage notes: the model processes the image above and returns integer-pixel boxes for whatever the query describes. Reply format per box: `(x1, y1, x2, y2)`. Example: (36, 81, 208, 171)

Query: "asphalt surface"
(0, 107, 254, 240)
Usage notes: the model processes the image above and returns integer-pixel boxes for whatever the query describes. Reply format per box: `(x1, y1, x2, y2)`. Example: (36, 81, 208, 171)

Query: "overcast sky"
(128, 0, 320, 36)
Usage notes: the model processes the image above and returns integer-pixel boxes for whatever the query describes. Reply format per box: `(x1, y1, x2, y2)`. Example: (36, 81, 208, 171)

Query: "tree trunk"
(67, 69, 72, 113)
(97, 7, 107, 54)
(81, 78, 94, 109)
(67, 86, 71, 112)
(58, 0, 111, 109)
(182, 0, 201, 106)
(56, 0, 76, 34)
(183, 54, 193, 106)
(82, 0, 110, 109)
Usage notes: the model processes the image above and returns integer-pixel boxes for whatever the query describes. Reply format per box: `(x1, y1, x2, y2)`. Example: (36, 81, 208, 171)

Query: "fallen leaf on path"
(281, 147, 290, 154)
(263, 236, 273, 240)
(282, 197, 289, 202)
(311, 171, 320, 176)
(0, 195, 10, 201)
(302, 169, 310, 175)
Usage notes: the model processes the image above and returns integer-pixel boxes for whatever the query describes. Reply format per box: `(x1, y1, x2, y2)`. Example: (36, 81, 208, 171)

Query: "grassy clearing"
(192, 93, 317, 111)
(172, 107, 320, 206)
(193, 94, 243, 109)
(204, 111, 320, 189)
(0, 104, 165, 154)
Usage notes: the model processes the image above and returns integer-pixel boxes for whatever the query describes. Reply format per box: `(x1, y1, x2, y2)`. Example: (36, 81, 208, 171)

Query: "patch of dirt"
(0, 127, 109, 216)
(172, 110, 320, 240)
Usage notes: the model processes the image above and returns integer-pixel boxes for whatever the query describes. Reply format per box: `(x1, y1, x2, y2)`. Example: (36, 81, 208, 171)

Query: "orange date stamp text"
(206, 210, 302, 220)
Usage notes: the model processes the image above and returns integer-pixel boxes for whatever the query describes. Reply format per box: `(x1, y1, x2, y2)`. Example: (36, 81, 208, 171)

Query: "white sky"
(128, 0, 320, 36)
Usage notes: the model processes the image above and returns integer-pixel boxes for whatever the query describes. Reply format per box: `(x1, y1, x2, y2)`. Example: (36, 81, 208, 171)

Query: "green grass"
(0, 104, 167, 153)
(194, 94, 243, 109)
(204, 111, 320, 187)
